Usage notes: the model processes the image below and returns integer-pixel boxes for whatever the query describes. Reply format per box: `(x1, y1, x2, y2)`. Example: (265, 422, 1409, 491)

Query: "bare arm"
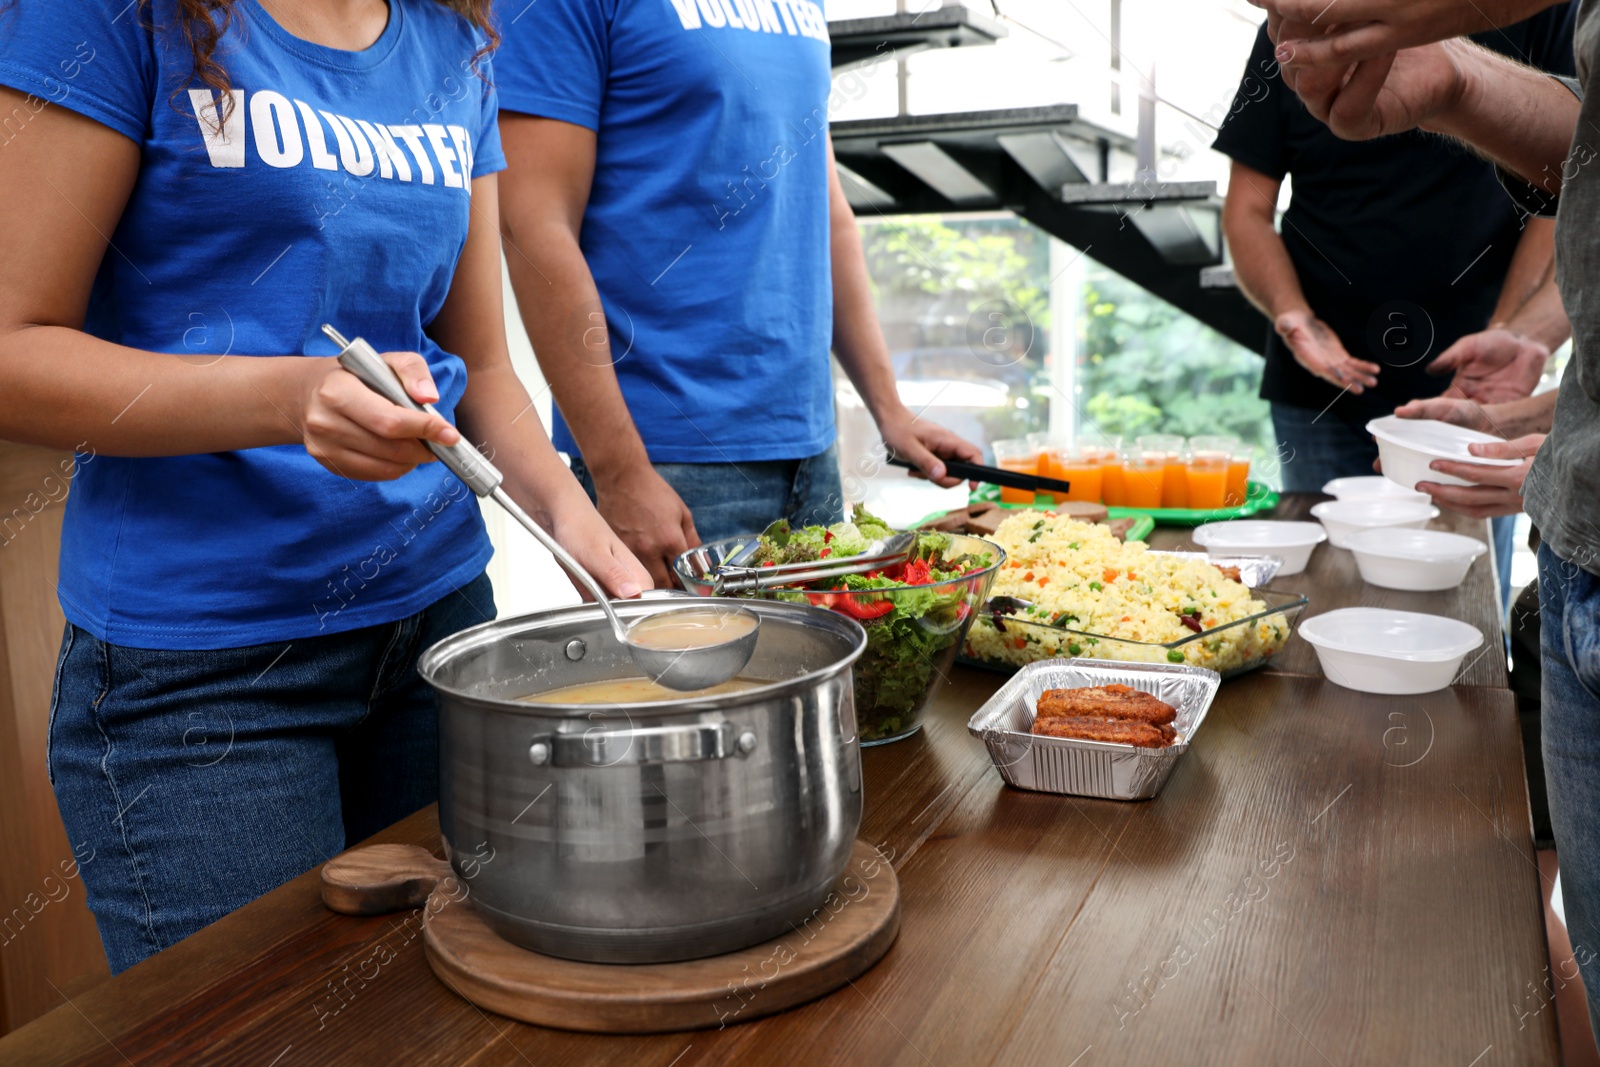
(430, 173, 649, 598)
(1222, 163, 1304, 322)
(0, 89, 458, 480)
(825, 136, 980, 485)
(497, 114, 697, 588)
(1221, 159, 1381, 391)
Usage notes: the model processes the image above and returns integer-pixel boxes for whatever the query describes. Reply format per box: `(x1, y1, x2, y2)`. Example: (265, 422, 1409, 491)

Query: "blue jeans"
(570, 445, 846, 543)
(1270, 401, 1382, 493)
(48, 573, 495, 974)
(1273, 401, 1516, 612)
(1538, 542, 1600, 1045)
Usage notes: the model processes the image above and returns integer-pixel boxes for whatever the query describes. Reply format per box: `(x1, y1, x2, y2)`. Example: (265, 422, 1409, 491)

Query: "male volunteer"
(1215, 8, 1572, 494)
(493, 0, 981, 586)
(1260, 0, 1600, 1040)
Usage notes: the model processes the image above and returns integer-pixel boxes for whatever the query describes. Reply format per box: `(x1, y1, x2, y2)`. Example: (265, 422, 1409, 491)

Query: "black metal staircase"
(828, 14, 1265, 353)
(828, 5, 1007, 72)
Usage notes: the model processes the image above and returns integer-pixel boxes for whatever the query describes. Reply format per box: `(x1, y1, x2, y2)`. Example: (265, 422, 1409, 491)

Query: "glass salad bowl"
(675, 532, 1005, 745)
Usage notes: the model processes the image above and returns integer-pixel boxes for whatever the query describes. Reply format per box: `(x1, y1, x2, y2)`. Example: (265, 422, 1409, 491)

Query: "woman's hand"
(296, 352, 461, 481)
(1274, 310, 1381, 392)
(1415, 434, 1544, 518)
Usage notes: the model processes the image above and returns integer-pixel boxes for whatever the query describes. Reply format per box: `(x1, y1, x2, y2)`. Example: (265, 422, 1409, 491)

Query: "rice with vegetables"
(964, 513, 1290, 673)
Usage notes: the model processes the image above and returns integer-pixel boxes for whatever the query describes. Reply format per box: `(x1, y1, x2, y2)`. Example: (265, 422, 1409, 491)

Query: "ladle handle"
(322, 325, 631, 644)
(323, 325, 504, 497)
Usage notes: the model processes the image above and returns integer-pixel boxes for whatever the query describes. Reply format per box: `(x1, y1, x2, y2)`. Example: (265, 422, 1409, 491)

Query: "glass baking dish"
(960, 587, 1308, 679)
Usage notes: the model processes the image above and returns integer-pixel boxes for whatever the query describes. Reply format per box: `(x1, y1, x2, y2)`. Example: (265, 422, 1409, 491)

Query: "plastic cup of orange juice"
(1186, 450, 1230, 510)
(1123, 452, 1166, 509)
(1074, 433, 1123, 506)
(1100, 449, 1127, 506)
(1137, 434, 1187, 509)
(992, 438, 1038, 505)
(1192, 435, 1246, 508)
(1052, 445, 1104, 504)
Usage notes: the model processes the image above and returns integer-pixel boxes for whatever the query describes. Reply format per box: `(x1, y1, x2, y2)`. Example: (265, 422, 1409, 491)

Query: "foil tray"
(966, 659, 1222, 801)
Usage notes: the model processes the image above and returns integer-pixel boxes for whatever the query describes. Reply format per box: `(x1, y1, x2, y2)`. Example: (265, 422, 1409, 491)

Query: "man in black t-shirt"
(1213, 9, 1575, 496)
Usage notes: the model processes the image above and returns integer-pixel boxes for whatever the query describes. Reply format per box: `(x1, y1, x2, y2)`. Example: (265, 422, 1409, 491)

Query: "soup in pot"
(624, 608, 757, 651)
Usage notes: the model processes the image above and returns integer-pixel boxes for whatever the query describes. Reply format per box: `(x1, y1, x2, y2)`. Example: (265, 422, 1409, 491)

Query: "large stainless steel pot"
(419, 597, 867, 964)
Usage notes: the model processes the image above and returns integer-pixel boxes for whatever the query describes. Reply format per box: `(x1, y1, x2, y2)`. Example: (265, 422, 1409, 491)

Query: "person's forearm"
(1483, 390, 1558, 438)
(1499, 261, 1570, 351)
(0, 327, 310, 454)
(1224, 208, 1312, 322)
(1488, 218, 1553, 326)
(501, 222, 650, 478)
(1427, 41, 1582, 198)
(826, 164, 904, 427)
(455, 360, 589, 524)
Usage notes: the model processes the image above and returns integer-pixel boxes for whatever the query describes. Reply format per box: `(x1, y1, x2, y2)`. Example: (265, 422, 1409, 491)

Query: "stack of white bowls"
(1309, 498, 1439, 549)
(1191, 520, 1326, 576)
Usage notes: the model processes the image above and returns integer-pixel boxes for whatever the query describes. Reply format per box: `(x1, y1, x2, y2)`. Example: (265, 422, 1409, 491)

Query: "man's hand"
(1416, 433, 1544, 518)
(1276, 37, 1475, 142)
(879, 411, 983, 488)
(1431, 327, 1549, 403)
(591, 466, 699, 589)
(1393, 395, 1496, 433)
(1255, 0, 1553, 68)
(1274, 309, 1381, 392)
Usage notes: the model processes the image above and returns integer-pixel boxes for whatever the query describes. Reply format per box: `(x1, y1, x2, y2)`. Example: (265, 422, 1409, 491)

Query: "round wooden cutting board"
(321, 840, 900, 1034)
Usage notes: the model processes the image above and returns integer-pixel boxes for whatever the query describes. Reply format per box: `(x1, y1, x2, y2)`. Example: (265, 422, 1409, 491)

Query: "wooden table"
(1, 497, 1554, 1065)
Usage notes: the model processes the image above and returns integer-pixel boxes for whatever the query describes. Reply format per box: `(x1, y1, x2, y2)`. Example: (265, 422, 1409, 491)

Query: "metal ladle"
(322, 325, 759, 691)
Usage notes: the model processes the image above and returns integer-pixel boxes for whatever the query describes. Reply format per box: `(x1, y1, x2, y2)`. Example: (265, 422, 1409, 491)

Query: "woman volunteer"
(0, 0, 648, 972)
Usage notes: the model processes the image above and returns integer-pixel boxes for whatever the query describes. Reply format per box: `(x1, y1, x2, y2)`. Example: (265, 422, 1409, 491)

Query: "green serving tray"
(967, 480, 1280, 528)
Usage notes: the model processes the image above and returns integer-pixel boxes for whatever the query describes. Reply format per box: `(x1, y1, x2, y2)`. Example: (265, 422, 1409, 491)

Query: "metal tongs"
(710, 529, 917, 594)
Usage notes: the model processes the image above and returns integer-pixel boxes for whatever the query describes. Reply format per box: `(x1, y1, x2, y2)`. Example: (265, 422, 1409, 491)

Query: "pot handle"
(321, 844, 453, 916)
(528, 721, 757, 768)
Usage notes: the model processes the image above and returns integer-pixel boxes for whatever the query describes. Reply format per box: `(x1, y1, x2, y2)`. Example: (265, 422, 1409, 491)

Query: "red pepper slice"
(837, 596, 895, 620)
(806, 591, 838, 609)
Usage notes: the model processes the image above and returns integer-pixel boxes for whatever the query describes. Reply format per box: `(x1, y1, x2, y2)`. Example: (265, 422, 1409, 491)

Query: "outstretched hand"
(1431, 327, 1549, 404)
(1275, 309, 1381, 392)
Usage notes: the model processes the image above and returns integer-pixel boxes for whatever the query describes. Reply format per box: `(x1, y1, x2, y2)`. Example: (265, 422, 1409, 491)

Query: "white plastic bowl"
(1320, 475, 1430, 505)
(1298, 607, 1483, 695)
(1366, 415, 1520, 490)
(1308, 498, 1439, 548)
(1191, 520, 1326, 576)
(1343, 528, 1489, 591)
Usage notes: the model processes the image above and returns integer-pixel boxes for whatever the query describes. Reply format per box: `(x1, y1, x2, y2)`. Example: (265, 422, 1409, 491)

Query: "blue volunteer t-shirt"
(0, 0, 504, 649)
(495, 0, 837, 463)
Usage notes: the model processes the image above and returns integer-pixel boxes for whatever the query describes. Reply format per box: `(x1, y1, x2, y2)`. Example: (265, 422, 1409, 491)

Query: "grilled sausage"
(1035, 684, 1177, 726)
(1031, 716, 1171, 748)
